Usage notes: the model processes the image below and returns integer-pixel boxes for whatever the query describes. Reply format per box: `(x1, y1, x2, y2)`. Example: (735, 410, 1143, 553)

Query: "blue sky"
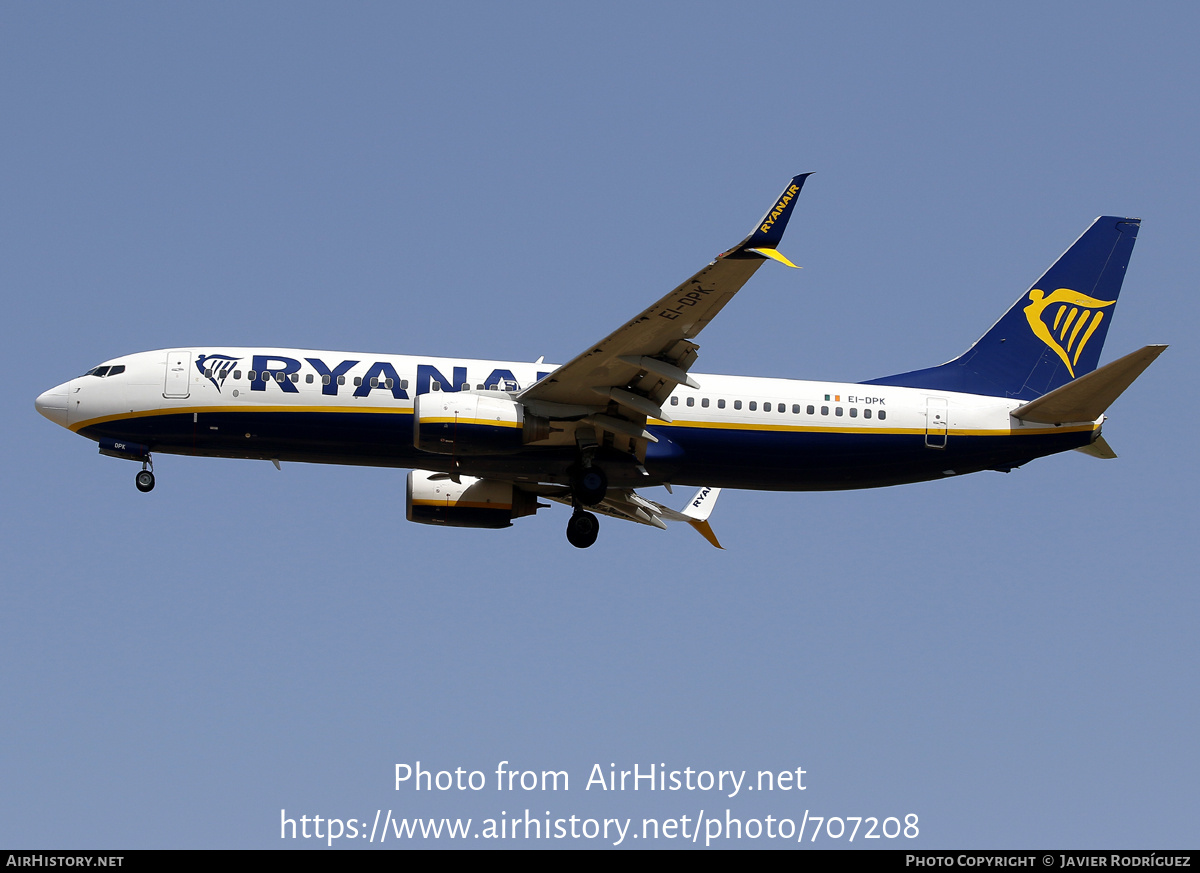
(3, 2, 1197, 848)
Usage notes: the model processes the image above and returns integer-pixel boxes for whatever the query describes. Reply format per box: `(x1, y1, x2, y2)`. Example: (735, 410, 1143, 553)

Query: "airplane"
(34, 174, 1165, 549)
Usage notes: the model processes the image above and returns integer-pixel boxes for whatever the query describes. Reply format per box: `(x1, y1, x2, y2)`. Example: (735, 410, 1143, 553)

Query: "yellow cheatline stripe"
(70, 403, 414, 432)
(419, 417, 522, 429)
(74, 406, 1097, 438)
(650, 418, 1096, 437)
(411, 500, 512, 510)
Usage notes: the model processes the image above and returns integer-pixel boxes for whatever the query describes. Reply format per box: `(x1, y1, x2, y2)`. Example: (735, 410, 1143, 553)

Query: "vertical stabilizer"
(864, 216, 1141, 400)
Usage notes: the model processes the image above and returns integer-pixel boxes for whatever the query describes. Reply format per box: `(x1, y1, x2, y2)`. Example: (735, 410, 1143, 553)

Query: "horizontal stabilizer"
(1075, 435, 1117, 459)
(1012, 345, 1167, 424)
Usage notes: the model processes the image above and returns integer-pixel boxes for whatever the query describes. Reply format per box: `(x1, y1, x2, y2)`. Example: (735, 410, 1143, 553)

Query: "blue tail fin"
(863, 216, 1141, 400)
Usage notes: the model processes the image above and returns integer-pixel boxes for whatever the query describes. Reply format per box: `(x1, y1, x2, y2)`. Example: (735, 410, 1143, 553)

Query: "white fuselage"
(37, 347, 1098, 492)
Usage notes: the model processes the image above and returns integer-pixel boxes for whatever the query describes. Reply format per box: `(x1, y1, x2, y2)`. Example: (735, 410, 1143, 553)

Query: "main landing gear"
(565, 463, 606, 548)
(566, 509, 600, 549)
(571, 465, 608, 506)
(565, 429, 607, 548)
(134, 459, 155, 493)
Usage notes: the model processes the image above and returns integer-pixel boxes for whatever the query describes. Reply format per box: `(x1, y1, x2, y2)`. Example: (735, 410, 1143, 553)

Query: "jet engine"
(413, 392, 550, 455)
(406, 471, 542, 529)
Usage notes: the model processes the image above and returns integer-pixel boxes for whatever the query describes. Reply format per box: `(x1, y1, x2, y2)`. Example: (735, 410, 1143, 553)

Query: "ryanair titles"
(759, 182, 801, 235)
(207, 354, 550, 400)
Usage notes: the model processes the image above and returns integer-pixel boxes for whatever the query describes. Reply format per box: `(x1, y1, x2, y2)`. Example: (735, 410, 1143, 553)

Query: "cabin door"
(925, 397, 948, 449)
(163, 350, 192, 399)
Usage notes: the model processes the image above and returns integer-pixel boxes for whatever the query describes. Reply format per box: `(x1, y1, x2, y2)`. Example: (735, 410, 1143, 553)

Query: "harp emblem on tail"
(1023, 288, 1116, 378)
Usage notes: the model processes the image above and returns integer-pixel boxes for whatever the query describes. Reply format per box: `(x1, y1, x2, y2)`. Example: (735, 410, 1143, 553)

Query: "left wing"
(543, 485, 725, 548)
(517, 174, 812, 457)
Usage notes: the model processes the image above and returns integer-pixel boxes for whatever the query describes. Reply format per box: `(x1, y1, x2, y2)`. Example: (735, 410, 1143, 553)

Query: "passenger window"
(354, 377, 362, 387)
(878, 410, 886, 420)
(290, 373, 299, 382)
(717, 399, 725, 409)
(835, 407, 843, 416)
(849, 408, 857, 418)
(370, 378, 379, 388)
(234, 370, 241, 380)
(431, 381, 440, 391)
(792, 404, 800, 414)
(306, 374, 314, 384)
(205, 368, 213, 378)
(337, 375, 345, 385)
(322, 375, 331, 385)
(779, 403, 786, 414)
(764, 402, 772, 412)
(386, 378, 394, 389)
(670, 396, 679, 406)
(749, 401, 757, 411)
(734, 400, 742, 410)
(401, 380, 409, 390)
(686, 396, 694, 407)
(248, 370, 257, 381)
(864, 408, 872, 419)
(276, 373, 286, 383)
(806, 405, 814, 415)
(701, 397, 709, 408)
(821, 406, 828, 415)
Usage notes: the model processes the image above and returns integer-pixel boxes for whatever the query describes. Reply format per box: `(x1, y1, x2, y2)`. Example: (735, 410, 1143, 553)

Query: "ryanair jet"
(35, 175, 1165, 548)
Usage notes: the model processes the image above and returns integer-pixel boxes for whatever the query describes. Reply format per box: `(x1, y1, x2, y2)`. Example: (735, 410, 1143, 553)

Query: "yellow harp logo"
(1023, 288, 1116, 378)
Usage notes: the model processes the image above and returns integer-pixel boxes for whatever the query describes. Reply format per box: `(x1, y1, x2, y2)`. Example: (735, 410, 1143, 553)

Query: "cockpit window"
(82, 364, 125, 378)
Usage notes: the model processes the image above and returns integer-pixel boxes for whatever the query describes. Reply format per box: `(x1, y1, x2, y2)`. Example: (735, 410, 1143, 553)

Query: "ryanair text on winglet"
(759, 183, 801, 234)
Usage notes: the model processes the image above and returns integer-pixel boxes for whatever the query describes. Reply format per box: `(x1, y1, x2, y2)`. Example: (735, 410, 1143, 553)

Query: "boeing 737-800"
(35, 175, 1164, 548)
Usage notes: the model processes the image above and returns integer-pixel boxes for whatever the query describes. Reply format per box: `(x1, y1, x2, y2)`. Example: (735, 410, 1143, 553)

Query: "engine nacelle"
(406, 471, 542, 529)
(413, 392, 549, 455)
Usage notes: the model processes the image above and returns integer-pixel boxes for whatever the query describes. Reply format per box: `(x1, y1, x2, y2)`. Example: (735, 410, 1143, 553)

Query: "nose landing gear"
(134, 459, 155, 493)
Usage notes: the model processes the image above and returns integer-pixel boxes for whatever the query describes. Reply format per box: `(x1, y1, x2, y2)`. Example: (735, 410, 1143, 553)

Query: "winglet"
(748, 247, 801, 268)
(688, 519, 724, 549)
(722, 173, 811, 266)
(748, 174, 811, 247)
(682, 486, 723, 549)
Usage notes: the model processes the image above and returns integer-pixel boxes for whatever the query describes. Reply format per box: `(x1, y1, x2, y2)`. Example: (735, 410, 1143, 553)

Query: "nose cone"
(35, 382, 70, 428)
